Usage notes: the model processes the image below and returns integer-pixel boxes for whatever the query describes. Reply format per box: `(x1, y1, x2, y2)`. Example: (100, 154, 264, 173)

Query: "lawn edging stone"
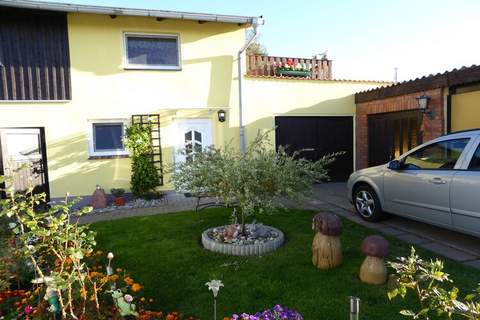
(201, 225, 285, 256)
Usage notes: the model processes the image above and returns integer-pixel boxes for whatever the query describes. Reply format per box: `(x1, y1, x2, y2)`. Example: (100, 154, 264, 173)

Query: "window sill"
(88, 155, 130, 160)
(123, 65, 182, 71)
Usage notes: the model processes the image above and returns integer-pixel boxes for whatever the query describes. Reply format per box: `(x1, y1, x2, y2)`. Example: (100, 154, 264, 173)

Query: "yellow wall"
(0, 13, 386, 197)
(451, 90, 480, 131)
(242, 77, 388, 144)
(0, 13, 244, 197)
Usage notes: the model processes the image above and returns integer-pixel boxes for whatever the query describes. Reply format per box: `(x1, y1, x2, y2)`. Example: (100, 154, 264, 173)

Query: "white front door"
(174, 119, 213, 163)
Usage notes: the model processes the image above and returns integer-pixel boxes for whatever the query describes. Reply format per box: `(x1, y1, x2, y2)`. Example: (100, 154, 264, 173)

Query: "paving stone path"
(306, 183, 480, 270)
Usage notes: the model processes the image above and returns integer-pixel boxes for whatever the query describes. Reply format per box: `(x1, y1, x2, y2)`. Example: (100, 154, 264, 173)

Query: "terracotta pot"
(114, 197, 126, 206)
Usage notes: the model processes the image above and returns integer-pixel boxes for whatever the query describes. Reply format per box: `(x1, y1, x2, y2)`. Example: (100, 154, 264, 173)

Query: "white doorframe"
(174, 119, 213, 163)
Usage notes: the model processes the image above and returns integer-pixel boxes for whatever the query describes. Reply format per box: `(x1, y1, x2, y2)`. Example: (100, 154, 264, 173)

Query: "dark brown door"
(0, 128, 50, 200)
(275, 116, 354, 181)
(368, 110, 422, 167)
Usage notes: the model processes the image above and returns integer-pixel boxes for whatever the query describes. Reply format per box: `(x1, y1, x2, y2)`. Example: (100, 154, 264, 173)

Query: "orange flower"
(79, 287, 87, 298)
(140, 297, 146, 302)
(109, 274, 119, 282)
(131, 283, 142, 292)
(89, 271, 101, 278)
(116, 268, 123, 272)
(124, 277, 135, 286)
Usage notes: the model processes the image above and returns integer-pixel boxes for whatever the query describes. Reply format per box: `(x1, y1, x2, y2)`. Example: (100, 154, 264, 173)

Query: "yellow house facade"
(0, 1, 387, 200)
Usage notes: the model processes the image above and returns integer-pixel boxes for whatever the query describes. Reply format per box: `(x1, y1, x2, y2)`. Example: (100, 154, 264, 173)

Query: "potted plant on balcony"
(274, 58, 311, 77)
(110, 188, 126, 206)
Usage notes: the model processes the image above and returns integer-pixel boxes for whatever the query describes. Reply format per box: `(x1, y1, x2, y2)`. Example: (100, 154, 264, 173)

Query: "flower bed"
(230, 305, 304, 320)
(201, 223, 285, 256)
(273, 58, 311, 78)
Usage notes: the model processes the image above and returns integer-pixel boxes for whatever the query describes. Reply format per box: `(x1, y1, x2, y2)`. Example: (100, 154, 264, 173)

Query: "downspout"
(238, 16, 264, 154)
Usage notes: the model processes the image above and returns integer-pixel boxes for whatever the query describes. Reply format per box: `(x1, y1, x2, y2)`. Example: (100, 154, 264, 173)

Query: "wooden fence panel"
(246, 54, 332, 80)
(0, 7, 71, 101)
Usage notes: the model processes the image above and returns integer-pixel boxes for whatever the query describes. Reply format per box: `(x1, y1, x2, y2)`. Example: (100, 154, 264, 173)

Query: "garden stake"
(206, 279, 223, 320)
(349, 296, 360, 320)
(106, 252, 116, 290)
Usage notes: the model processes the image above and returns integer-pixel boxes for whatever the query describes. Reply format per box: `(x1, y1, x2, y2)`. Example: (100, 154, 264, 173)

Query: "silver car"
(347, 129, 480, 237)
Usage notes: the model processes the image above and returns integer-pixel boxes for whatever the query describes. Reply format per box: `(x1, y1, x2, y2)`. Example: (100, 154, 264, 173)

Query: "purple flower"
(232, 305, 303, 320)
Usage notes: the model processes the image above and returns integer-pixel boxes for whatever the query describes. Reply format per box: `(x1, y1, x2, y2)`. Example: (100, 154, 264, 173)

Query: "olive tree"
(171, 131, 339, 233)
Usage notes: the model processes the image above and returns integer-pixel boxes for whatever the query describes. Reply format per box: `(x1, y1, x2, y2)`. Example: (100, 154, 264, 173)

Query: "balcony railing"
(246, 54, 333, 80)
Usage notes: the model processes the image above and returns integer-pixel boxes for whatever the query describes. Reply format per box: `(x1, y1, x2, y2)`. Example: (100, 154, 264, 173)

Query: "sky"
(38, 0, 480, 82)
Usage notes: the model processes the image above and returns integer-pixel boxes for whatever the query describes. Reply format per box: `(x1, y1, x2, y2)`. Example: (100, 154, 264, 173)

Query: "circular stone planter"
(201, 225, 285, 256)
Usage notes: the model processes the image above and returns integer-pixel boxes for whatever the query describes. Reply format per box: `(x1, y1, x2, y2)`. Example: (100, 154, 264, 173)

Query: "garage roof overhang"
(0, 0, 261, 26)
(355, 65, 480, 104)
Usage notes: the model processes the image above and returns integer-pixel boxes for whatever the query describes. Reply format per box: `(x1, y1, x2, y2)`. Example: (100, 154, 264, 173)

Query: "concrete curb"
(201, 225, 285, 256)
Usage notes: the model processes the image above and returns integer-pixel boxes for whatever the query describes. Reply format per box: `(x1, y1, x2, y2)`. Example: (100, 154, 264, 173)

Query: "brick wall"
(356, 88, 445, 169)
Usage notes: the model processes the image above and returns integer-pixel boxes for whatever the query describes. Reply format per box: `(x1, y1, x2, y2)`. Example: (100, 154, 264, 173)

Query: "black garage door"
(275, 116, 354, 181)
(368, 110, 422, 167)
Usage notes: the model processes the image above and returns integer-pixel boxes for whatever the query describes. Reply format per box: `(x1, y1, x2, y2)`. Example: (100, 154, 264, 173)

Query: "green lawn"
(91, 209, 480, 319)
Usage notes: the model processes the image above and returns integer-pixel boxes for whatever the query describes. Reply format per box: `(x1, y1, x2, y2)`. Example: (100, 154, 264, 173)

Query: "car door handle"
(429, 177, 447, 184)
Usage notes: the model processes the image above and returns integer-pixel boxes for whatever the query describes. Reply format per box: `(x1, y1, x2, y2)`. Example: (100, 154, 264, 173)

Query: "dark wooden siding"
(368, 110, 422, 166)
(0, 7, 71, 101)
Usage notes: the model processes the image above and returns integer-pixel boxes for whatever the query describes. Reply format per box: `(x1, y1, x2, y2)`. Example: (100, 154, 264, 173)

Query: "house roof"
(0, 0, 263, 26)
(355, 65, 480, 104)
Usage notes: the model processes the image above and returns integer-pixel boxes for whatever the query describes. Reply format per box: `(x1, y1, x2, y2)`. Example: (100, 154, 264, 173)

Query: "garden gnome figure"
(32, 274, 60, 314)
(359, 235, 389, 284)
(312, 212, 343, 269)
(224, 225, 238, 240)
(91, 184, 107, 209)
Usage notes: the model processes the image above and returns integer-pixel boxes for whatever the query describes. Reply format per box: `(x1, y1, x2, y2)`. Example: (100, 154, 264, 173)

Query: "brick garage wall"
(356, 88, 445, 169)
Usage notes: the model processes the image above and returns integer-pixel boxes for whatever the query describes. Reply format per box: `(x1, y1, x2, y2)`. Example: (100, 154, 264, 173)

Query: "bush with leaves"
(124, 123, 161, 198)
(0, 173, 198, 319)
(388, 247, 480, 319)
(171, 131, 339, 234)
(0, 175, 101, 318)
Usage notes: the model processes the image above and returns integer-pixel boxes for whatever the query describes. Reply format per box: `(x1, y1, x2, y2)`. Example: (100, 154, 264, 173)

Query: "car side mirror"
(388, 160, 402, 170)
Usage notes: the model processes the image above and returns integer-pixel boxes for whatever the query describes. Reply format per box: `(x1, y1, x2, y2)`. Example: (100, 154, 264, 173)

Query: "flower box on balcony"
(275, 69, 310, 78)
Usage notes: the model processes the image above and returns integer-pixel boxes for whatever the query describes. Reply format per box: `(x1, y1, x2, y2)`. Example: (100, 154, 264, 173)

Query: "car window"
(403, 138, 470, 170)
(468, 143, 480, 171)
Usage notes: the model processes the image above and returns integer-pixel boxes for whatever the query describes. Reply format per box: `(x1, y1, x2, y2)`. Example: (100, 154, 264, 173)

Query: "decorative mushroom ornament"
(312, 212, 343, 269)
(359, 235, 389, 284)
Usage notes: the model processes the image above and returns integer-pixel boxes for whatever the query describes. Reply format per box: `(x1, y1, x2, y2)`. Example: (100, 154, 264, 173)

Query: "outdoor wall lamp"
(217, 109, 226, 122)
(416, 93, 434, 119)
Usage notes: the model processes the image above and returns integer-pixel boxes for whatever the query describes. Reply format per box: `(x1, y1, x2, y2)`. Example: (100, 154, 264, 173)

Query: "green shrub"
(110, 188, 125, 197)
(388, 247, 480, 319)
(124, 123, 161, 198)
(171, 131, 339, 233)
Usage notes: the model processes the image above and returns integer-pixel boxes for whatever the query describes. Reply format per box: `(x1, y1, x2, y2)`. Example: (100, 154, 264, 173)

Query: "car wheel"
(353, 185, 384, 222)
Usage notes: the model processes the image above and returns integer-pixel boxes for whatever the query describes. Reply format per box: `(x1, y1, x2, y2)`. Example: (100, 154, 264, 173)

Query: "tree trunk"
(312, 232, 342, 269)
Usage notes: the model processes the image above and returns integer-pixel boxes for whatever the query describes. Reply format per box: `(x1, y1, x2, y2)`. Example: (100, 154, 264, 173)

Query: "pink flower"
(124, 294, 134, 303)
(24, 305, 33, 314)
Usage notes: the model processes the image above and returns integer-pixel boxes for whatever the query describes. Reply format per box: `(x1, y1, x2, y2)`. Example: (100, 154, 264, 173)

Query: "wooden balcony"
(246, 54, 333, 80)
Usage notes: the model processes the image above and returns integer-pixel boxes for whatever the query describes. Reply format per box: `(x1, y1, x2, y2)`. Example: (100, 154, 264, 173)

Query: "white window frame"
(123, 32, 182, 70)
(88, 119, 129, 157)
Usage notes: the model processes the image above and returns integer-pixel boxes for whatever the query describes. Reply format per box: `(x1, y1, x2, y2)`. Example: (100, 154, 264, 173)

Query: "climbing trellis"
(131, 114, 163, 186)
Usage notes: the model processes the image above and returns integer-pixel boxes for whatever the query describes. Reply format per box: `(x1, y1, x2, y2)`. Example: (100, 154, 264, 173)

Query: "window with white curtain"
(124, 33, 181, 70)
